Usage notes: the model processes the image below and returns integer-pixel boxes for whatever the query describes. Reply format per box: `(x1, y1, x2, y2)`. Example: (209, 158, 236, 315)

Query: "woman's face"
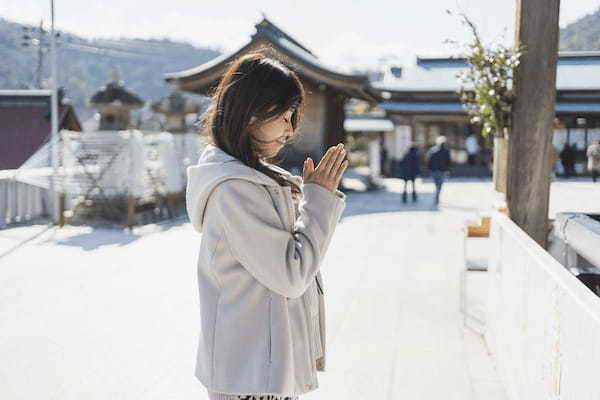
(249, 107, 295, 158)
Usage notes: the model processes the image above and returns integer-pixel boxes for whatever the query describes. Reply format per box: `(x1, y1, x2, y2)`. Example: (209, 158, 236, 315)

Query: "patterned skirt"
(207, 391, 299, 400)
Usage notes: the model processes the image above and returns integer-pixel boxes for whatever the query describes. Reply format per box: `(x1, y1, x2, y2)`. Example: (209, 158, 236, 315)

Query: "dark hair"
(203, 51, 305, 196)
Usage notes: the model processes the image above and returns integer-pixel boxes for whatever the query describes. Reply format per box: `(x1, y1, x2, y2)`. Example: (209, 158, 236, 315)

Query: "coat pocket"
(315, 273, 325, 295)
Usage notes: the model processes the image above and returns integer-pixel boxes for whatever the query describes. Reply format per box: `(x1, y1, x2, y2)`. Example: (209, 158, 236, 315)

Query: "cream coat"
(186, 144, 346, 397)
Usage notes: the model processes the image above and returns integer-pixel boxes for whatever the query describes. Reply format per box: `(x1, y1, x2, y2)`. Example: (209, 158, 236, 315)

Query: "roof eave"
(164, 36, 377, 101)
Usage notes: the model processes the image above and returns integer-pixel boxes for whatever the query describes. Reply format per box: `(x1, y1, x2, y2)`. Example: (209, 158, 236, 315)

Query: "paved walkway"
(1, 176, 597, 400)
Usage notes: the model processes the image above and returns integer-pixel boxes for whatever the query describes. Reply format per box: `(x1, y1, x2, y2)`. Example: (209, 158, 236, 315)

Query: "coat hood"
(186, 143, 303, 232)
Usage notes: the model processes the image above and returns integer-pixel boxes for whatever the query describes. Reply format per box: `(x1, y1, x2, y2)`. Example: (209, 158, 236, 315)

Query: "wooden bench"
(460, 207, 509, 330)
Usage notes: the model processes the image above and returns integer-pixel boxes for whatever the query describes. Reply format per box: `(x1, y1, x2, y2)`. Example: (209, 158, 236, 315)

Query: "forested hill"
(0, 17, 221, 120)
(560, 7, 600, 51)
(2, 8, 600, 121)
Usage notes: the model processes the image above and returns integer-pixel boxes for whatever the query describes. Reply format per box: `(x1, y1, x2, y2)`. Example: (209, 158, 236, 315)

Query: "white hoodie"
(186, 143, 346, 397)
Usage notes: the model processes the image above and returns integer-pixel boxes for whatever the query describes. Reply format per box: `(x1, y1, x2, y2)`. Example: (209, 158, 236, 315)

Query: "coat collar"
(200, 143, 303, 187)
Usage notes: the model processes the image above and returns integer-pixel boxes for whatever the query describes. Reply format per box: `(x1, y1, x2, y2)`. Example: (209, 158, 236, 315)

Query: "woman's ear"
(249, 115, 257, 125)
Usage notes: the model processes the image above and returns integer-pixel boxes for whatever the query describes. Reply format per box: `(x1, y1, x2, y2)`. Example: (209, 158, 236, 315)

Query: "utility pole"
(507, 0, 561, 247)
(49, 0, 60, 224)
(21, 20, 47, 89)
(36, 20, 45, 89)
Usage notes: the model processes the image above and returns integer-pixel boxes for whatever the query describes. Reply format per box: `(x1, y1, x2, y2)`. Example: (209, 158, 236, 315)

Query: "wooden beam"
(507, 0, 561, 248)
(324, 89, 347, 150)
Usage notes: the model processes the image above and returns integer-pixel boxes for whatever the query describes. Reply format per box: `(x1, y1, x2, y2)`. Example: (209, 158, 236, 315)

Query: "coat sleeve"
(213, 179, 346, 298)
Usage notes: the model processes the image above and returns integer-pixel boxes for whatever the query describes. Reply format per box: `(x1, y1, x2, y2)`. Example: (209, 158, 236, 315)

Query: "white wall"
(384, 125, 412, 160)
(368, 139, 381, 176)
(486, 213, 600, 400)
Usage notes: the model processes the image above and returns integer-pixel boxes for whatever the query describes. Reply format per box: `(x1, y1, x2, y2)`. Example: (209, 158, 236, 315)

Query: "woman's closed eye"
(253, 132, 289, 144)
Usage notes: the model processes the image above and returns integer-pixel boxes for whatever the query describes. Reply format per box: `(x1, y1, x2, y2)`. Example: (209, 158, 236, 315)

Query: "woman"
(185, 52, 348, 400)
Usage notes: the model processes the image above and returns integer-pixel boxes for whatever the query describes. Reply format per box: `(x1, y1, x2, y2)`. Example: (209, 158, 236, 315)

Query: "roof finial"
(111, 68, 120, 83)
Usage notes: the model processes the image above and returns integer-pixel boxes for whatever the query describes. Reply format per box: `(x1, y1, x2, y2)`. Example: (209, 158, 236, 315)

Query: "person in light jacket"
(587, 139, 600, 182)
(426, 136, 451, 206)
(186, 52, 348, 400)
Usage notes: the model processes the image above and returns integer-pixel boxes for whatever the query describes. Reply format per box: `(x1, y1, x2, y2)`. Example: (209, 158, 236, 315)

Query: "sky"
(2, 0, 600, 71)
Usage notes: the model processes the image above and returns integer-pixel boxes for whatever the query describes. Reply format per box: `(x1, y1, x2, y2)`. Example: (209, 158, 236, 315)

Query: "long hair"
(203, 51, 306, 196)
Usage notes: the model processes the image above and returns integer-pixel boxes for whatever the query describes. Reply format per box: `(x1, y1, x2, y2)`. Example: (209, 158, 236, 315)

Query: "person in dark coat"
(560, 143, 576, 177)
(398, 145, 421, 203)
(427, 136, 451, 206)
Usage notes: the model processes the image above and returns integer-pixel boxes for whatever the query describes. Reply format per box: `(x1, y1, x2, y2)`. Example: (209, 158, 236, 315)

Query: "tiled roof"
(164, 17, 380, 102)
(374, 52, 600, 117)
(373, 52, 600, 92)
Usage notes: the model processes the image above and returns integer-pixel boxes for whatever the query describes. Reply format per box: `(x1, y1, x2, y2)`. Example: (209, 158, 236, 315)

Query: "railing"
(486, 213, 600, 399)
(0, 170, 50, 228)
(550, 212, 600, 272)
(1, 130, 205, 229)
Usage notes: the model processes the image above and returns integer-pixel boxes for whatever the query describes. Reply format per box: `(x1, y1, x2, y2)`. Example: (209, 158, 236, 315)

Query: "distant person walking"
(398, 145, 421, 203)
(587, 139, 600, 182)
(380, 146, 388, 176)
(560, 143, 576, 177)
(465, 133, 480, 165)
(427, 136, 451, 206)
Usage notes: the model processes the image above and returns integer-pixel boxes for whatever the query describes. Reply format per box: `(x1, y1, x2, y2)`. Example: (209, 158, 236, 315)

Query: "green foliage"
(346, 132, 370, 167)
(447, 11, 523, 138)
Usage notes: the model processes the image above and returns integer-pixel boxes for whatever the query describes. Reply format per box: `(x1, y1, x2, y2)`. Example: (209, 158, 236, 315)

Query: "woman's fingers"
(303, 144, 346, 192)
(319, 144, 343, 174)
(335, 159, 349, 186)
(316, 146, 337, 172)
(329, 147, 346, 178)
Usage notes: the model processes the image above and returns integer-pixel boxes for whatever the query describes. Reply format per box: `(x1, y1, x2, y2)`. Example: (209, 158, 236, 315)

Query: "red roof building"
(0, 89, 82, 170)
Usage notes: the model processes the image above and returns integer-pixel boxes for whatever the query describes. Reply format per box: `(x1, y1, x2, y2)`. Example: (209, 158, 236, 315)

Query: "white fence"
(486, 213, 600, 399)
(0, 171, 50, 228)
(1, 130, 205, 228)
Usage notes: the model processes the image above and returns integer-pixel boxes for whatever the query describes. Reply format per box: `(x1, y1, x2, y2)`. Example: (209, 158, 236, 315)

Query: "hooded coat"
(398, 148, 421, 180)
(186, 143, 346, 397)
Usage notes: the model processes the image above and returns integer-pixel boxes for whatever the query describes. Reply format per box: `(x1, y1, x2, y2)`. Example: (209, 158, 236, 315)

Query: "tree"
(449, 10, 523, 193)
(508, 0, 561, 248)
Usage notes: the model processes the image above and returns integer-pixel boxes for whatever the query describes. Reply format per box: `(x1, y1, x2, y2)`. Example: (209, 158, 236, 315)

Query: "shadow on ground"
(341, 188, 440, 218)
(36, 215, 190, 250)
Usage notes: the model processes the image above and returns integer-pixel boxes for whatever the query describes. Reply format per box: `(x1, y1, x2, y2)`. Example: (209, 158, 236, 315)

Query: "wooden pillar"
(127, 196, 136, 230)
(507, 0, 561, 248)
(368, 137, 381, 176)
(58, 193, 66, 227)
(324, 89, 346, 150)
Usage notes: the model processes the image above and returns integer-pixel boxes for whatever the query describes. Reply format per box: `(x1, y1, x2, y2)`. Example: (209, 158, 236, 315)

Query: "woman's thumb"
(303, 157, 313, 179)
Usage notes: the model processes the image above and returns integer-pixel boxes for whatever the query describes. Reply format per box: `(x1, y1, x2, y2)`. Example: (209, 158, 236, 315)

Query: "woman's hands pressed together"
(302, 143, 348, 193)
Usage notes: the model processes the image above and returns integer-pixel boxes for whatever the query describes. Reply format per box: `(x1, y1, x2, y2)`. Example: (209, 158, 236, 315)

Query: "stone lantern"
(151, 87, 199, 133)
(89, 69, 144, 131)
